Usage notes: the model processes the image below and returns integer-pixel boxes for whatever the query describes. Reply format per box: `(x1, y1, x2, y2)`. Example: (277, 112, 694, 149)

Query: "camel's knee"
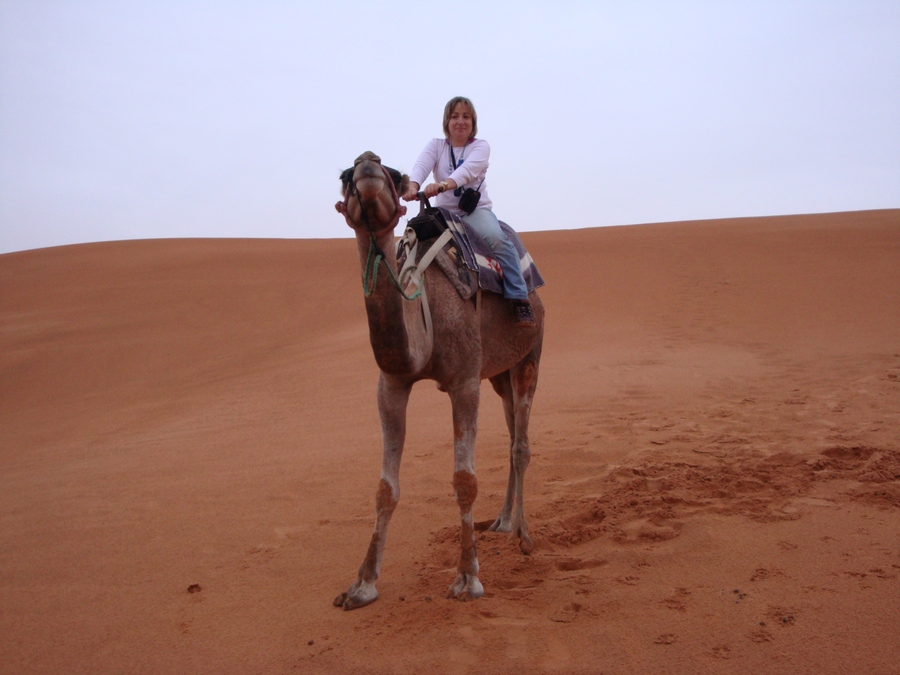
(453, 470, 478, 511)
(512, 442, 531, 473)
(375, 478, 399, 515)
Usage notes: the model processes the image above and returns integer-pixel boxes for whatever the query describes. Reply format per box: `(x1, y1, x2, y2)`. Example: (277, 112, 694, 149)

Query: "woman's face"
(448, 103, 474, 145)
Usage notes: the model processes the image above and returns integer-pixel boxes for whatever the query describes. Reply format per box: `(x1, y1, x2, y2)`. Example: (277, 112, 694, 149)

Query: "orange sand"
(1, 209, 898, 674)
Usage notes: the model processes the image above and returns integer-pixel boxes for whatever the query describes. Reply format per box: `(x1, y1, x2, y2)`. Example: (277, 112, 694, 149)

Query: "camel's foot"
(447, 572, 484, 602)
(517, 531, 534, 555)
(333, 580, 378, 610)
(489, 516, 533, 555)
(487, 514, 512, 533)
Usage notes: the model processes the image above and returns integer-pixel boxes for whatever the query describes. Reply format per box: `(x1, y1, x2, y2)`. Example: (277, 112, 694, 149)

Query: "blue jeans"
(461, 208, 529, 301)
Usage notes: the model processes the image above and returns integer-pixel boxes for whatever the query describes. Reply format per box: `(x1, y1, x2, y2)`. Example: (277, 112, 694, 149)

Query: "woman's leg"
(461, 209, 529, 301)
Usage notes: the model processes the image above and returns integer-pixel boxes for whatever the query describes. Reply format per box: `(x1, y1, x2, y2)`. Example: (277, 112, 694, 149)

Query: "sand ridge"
(1, 210, 898, 673)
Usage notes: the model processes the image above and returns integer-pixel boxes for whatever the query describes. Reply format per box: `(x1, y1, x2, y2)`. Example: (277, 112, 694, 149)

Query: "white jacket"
(408, 138, 493, 214)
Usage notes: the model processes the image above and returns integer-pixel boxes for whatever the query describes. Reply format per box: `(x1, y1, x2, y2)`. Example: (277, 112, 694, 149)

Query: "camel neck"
(355, 230, 431, 377)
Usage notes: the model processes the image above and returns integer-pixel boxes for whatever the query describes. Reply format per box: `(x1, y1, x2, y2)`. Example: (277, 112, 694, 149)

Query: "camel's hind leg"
(488, 348, 540, 554)
(334, 375, 410, 610)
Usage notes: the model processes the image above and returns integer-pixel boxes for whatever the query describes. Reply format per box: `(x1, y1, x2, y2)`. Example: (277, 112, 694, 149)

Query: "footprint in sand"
(617, 516, 684, 543)
(550, 602, 582, 623)
(616, 575, 641, 585)
(710, 645, 732, 659)
(555, 557, 608, 572)
(750, 626, 774, 643)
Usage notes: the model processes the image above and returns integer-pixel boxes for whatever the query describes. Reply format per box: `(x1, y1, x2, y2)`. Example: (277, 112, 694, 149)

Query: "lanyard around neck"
(448, 142, 468, 173)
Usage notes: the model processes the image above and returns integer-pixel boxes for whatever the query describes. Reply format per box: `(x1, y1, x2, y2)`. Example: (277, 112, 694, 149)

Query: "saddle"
(396, 195, 545, 301)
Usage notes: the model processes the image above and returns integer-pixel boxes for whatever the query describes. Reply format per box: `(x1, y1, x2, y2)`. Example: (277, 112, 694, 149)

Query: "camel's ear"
(339, 167, 353, 194)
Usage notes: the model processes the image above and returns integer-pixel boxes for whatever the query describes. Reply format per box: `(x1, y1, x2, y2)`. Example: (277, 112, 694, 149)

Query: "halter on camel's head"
(336, 151, 408, 234)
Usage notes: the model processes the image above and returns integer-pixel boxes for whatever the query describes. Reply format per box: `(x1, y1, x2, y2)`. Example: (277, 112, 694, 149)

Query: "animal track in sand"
(660, 587, 692, 612)
(710, 644, 732, 659)
(750, 627, 773, 643)
(415, 443, 898, 603)
(554, 557, 608, 572)
(614, 515, 684, 544)
(750, 567, 786, 581)
(549, 602, 583, 623)
(616, 575, 641, 585)
(531, 444, 900, 555)
(766, 605, 799, 626)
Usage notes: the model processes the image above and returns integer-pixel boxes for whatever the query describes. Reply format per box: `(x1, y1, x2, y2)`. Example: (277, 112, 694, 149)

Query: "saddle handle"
(409, 191, 450, 240)
(416, 191, 432, 214)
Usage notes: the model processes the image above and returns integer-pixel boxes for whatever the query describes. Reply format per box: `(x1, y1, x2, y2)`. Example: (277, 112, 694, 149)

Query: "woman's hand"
(422, 179, 457, 199)
(401, 182, 420, 202)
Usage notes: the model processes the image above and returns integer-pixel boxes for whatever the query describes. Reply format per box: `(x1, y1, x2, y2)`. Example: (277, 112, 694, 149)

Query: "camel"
(332, 151, 544, 610)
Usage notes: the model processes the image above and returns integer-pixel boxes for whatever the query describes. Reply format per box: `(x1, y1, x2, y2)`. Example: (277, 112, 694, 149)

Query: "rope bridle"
(335, 164, 417, 299)
(336, 164, 406, 235)
(362, 237, 423, 300)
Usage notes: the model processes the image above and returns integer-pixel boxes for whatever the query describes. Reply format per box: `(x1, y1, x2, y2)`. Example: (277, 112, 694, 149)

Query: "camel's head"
(336, 151, 409, 234)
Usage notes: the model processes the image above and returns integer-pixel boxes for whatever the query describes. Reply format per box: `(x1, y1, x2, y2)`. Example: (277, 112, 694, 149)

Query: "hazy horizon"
(1, 1, 898, 254)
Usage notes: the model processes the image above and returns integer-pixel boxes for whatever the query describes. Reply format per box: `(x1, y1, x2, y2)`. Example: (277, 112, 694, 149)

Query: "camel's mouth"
(352, 171, 386, 201)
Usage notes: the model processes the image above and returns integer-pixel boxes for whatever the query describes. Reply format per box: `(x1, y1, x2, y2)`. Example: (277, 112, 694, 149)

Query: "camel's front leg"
(446, 381, 484, 601)
(334, 376, 410, 610)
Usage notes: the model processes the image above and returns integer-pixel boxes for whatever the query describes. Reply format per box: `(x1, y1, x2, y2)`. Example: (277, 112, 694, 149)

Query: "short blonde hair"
(442, 96, 478, 140)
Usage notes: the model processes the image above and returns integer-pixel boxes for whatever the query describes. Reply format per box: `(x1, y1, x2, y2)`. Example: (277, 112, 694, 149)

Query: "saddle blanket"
(398, 208, 545, 298)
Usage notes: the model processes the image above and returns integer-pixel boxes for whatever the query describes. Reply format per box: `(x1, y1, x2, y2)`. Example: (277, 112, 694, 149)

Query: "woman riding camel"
(402, 96, 535, 326)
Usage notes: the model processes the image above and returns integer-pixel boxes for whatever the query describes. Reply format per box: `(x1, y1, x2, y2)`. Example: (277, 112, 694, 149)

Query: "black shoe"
(513, 300, 535, 327)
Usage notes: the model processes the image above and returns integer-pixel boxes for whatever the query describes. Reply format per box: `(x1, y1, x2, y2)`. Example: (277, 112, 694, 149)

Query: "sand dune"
(1, 209, 898, 674)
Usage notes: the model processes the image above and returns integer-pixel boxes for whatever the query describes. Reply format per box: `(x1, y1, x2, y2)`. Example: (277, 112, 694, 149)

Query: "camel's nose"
(355, 160, 381, 179)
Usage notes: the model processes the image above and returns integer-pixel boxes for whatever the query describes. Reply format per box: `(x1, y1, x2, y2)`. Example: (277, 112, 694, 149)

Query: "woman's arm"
(405, 138, 461, 200)
(420, 177, 458, 199)
(448, 139, 490, 187)
(403, 139, 443, 201)
(401, 181, 420, 201)
(408, 139, 442, 186)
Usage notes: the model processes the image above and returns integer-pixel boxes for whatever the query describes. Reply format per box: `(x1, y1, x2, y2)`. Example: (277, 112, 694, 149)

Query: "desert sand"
(1, 209, 898, 674)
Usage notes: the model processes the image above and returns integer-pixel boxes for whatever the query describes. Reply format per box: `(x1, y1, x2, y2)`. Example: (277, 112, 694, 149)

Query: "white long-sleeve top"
(408, 138, 493, 214)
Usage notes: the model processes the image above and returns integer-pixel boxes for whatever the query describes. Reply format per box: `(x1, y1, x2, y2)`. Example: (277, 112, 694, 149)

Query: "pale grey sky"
(1, 0, 898, 253)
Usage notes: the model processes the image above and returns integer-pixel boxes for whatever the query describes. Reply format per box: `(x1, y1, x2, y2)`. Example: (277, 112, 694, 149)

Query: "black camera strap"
(449, 142, 485, 199)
